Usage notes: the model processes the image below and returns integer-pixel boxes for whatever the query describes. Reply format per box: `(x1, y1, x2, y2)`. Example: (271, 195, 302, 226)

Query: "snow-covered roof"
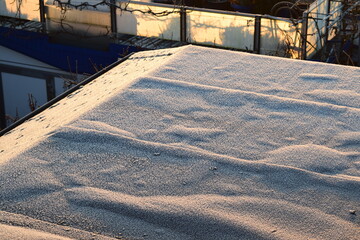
(1, 45, 360, 240)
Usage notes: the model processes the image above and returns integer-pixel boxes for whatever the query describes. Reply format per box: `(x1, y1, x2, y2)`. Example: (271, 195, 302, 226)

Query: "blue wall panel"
(0, 27, 140, 74)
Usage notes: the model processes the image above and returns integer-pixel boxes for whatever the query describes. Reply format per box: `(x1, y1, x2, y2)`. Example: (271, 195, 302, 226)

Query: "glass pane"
(117, 2, 181, 41)
(45, 5, 111, 36)
(1, 0, 40, 21)
(187, 10, 255, 50)
(261, 18, 302, 58)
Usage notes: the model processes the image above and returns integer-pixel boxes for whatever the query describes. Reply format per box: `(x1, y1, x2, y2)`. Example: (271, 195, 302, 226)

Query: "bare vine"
(51, 0, 183, 17)
(11, 0, 23, 18)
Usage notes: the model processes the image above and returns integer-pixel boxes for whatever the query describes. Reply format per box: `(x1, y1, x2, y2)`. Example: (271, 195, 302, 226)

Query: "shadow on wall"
(0, 0, 28, 20)
(261, 20, 301, 58)
(158, 17, 180, 41)
(2, 0, 39, 20)
(186, 17, 254, 51)
(116, 9, 138, 36)
(221, 24, 254, 51)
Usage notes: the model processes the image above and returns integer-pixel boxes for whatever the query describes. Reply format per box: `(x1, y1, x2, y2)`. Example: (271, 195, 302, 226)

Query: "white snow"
(0, 45, 360, 240)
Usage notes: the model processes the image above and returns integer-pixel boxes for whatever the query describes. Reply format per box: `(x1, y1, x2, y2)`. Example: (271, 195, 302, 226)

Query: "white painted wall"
(45, 5, 111, 37)
(0, 0, 40, 21)
(117, 2, 181, 41)
(42, 1, 303, 57)
(305, 0, 342, 58)
(260, 18, 302, 58)
(187, 10, 254, 50)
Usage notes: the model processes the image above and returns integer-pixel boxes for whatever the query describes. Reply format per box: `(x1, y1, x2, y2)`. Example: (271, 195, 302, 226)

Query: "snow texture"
(0, 45, 360, 240)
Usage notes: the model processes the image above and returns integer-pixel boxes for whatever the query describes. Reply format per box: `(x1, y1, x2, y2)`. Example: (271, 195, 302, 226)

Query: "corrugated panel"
(0, 17, 43, 32)
(117, 34, 186, 49)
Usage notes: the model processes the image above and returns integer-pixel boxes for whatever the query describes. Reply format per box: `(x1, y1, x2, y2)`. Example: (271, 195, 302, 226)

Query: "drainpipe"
(110, 0, 117, 35)
(253, 16, 261, 54)
(180, 6, 187, 42)
(39, 0, 46, 33)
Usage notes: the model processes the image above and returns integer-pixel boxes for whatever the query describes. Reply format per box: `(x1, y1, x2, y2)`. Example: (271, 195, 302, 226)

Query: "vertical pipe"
(39, 0, 46, 33)
(46, 77, 56, 101)
(324, 0, 331, 43)
(110, 0, 117, 35)
(358, 36, 360, 67)
(180, 7, 187, 42)
(301, 11, 309, 60)
(0, 73, 6, 130)
(253, 16, 261, 54)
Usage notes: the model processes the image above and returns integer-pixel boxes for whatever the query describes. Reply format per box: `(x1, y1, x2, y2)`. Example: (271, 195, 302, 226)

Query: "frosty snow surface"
(0, 45, 360, 239)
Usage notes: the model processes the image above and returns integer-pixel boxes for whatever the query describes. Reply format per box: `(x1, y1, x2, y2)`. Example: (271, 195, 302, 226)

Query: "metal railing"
(1, 0, 304, 58)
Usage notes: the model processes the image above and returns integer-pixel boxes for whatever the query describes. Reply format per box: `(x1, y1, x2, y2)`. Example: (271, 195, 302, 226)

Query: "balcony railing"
(1, 0, 306, 58)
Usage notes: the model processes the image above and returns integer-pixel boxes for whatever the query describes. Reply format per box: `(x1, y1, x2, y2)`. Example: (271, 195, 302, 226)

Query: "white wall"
(0, 0, 40, 21)
(117, 2, 181, 41)
(305, 0, 342, 58)
(45, 5, 111, 37)
(186, 10, 254, 50)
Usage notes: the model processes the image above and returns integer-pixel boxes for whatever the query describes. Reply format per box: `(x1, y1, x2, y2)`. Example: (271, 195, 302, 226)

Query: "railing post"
(46, 77, 56, 101)
(324, 0, 331, 43)
(180, 7, 187, 42)
(0, 74, 6, 130)
(301, 11, 309, 60)
(110, 0, 117, 35)
(322, 0, 332, 61)
(358, 36, 360, 67)
(39, 0, 46, 33)
(253, 16, 261, 54)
